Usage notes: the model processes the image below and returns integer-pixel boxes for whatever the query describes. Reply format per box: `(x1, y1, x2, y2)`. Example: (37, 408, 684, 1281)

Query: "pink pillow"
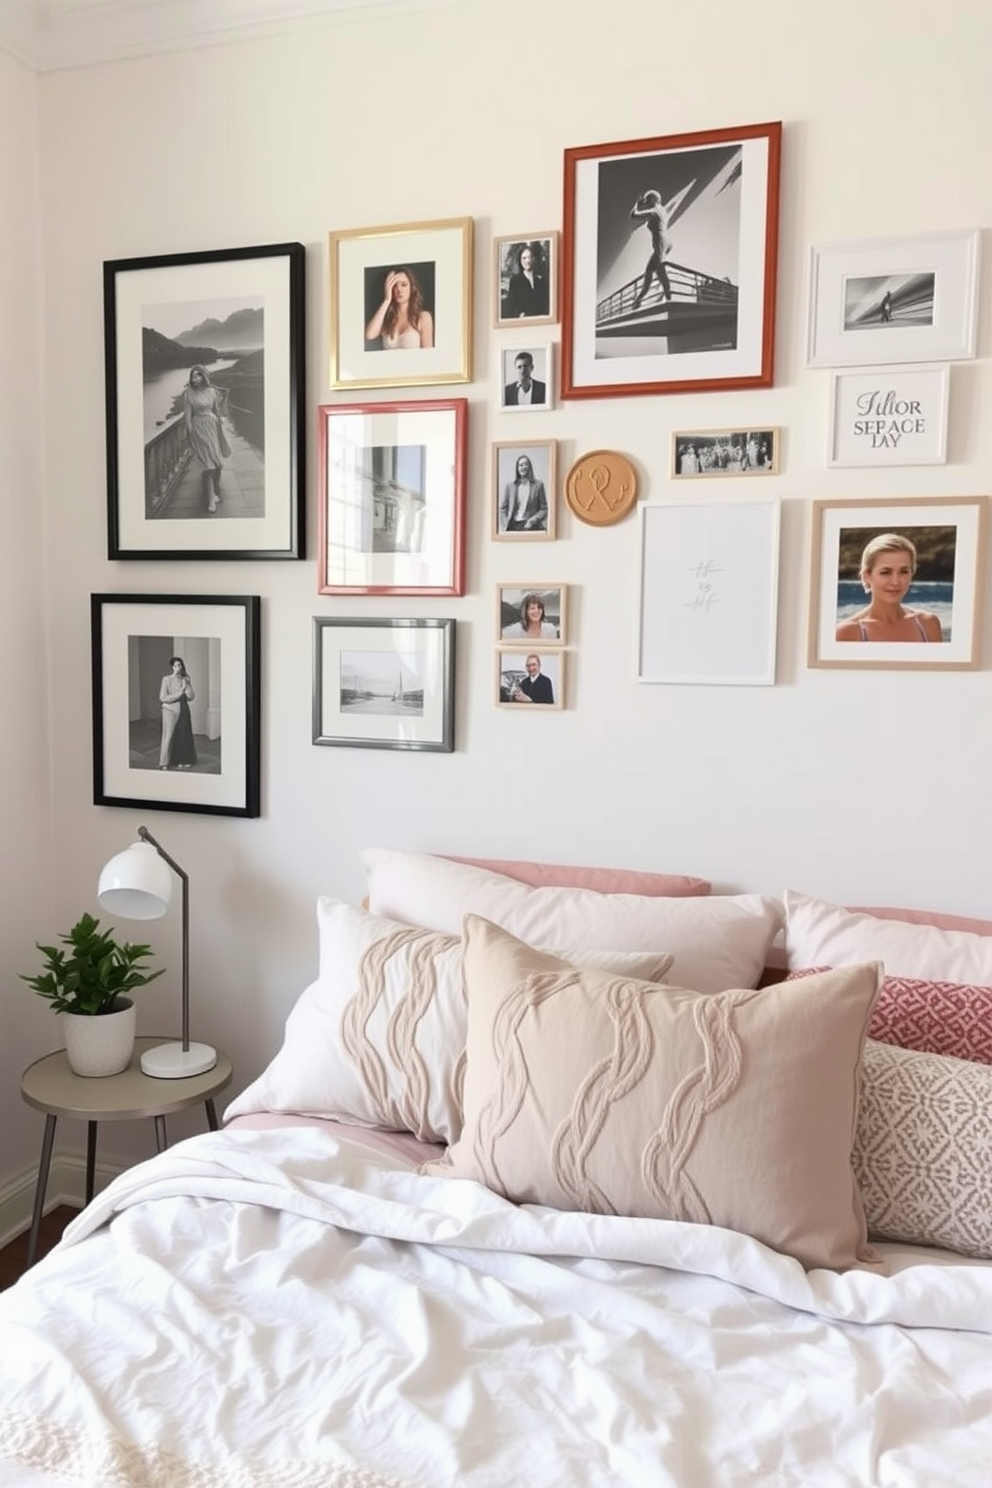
(444, 855, 710, 898)
(852, 905, 992, 938)
(788, 967, 992, 1066)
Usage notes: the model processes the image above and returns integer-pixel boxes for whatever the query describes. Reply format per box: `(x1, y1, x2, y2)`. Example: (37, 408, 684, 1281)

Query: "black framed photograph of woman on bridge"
(806, 230, 980, 369)
(104, 242, 306, 560)
(560, 122, 781, 401)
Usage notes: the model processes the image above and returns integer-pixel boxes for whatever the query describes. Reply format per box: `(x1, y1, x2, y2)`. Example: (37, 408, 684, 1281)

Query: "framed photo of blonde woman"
(807, 497, 986, 670)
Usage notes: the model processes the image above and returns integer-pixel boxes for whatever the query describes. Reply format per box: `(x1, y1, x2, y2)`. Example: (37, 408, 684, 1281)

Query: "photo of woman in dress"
(159, 656, 198, 769)
(183, 366, 231, 515)
(364, 265, 435, 350)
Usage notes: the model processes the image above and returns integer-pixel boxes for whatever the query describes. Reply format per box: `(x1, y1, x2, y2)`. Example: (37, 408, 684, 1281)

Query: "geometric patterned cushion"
(854, 1040, 992, 1258)
(786, 968, 992, 1065)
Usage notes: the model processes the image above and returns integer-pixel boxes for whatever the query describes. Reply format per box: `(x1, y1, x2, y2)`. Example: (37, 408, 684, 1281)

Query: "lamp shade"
(97, 841, 172, 920)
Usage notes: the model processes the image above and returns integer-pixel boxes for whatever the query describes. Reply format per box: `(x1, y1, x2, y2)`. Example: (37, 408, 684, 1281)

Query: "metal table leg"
(205, 1098, 219, 1132)
(26, 1114, 58, 1268)
(153, 1114, 168, 1152)
(85, 1121, 98, 1205)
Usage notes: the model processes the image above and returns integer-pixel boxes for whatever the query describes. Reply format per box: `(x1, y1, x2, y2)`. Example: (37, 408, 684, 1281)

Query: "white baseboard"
(0, 1154, 125, 1251)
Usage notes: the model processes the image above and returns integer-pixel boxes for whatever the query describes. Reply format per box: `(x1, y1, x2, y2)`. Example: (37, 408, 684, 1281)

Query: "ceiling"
(0, 0, 406, 71)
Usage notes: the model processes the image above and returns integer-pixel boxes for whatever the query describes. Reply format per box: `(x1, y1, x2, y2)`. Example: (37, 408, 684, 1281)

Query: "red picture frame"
(561, 121, 781, 400)
(317, 398, 467, 596)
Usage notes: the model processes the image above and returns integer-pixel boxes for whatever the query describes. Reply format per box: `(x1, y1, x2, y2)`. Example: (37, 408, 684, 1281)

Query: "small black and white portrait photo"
(492, 439, 556, 540)
(500, 346, 552, 412)
(672, 427, 779, 478)
(494, 233, 556, 327)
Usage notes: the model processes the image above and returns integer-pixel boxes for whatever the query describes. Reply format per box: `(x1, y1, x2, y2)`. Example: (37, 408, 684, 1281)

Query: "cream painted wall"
(5, 0, 991, 1184)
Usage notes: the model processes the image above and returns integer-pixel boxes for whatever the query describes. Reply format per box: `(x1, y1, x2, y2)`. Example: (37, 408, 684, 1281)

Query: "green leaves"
(21, 911, 164, 1016)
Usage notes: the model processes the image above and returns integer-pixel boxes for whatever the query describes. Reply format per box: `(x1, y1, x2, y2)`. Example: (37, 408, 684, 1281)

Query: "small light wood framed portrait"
(493, 232, 557, 328)
(496, 584, 567, 646)
(492, 439, 557, 541)
(496, 648, 564, 710)
(499, 344, 554, 412)
(671, 427, 779, 479)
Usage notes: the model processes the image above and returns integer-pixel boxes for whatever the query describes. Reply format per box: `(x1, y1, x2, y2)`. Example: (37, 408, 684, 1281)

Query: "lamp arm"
(137, 825, 190, 1052)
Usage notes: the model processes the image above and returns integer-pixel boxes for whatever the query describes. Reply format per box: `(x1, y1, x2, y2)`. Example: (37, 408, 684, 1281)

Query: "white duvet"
(1, 1124, 991, 1488)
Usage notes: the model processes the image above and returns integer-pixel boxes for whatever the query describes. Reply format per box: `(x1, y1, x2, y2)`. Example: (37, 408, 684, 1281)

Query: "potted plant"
(22, 912, 165, 1077)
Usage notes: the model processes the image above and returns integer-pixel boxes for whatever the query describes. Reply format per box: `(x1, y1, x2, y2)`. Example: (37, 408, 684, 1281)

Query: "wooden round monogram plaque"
(564, 450, 638, 526)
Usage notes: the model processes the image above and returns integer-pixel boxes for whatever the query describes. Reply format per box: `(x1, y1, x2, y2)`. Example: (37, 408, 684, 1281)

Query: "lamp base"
(139, 1041, 217, 1080)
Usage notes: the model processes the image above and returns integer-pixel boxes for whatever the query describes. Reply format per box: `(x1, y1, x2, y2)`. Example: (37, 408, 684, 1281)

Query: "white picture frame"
(806, 229, 980, 368)
(638, 499, 781, 685)
(499, 344, 554, 412)
(828, 365, 949, 467)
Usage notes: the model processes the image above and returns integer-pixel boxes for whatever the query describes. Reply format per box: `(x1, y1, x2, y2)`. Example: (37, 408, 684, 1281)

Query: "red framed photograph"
(317, 398, 467, 595)
(561, 121, 781, 400)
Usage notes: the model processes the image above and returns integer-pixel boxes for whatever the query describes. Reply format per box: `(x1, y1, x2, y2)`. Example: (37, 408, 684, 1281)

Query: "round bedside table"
(21, 1037, 232, 1267)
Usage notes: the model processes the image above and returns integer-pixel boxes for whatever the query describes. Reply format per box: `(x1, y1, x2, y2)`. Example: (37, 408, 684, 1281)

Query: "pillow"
(363, 848, 783, 994)
(427, 917, 881, 1272)
(784, 890, 992, 984)
(787, 966, 992, 1066)
(223, 898, 675, 1143)
(444, 855, 711, 897)
(854, 1040, 992, 1259)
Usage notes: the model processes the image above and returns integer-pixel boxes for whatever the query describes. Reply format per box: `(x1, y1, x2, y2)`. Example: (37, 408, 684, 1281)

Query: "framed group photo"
(561, 120, 782, 399)
(806, 229, 980, 368)
(313, 618, 455, 753)
(318, 399, 467, 595)
(492, 438, 556, 540)
(808, 497, 985, 670)
(496, 649, 564, 710)
(497, 584, 567, 644)
(672, 426, 779, 478)
(329, 217, 473, 390)
(493, 232, 557, 327)
(91, 594, 261, 817)
(499, 344, 553, 411)
(103, 242, 306, 560)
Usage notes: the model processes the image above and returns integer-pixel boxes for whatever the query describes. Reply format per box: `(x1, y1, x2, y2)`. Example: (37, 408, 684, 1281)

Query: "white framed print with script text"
(828, 365, 949, 467)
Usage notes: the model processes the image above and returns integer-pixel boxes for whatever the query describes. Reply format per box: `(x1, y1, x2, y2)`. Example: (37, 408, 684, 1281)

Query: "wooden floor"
(0, 1206, 80, 1290)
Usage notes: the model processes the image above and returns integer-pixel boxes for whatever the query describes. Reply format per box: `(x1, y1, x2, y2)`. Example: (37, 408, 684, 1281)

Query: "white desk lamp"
(97, 825, 216, 1079)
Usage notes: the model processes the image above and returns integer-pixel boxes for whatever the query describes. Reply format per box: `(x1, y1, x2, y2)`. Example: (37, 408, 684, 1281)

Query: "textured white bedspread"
(1, 1124, 990, 1487)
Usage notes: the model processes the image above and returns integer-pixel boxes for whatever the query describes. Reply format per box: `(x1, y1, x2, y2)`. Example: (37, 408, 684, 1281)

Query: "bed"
(2, 848, 991, 1488)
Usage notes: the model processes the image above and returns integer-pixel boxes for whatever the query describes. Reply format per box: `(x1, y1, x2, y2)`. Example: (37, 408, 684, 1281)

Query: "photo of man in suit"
(503, 351, 547, 408)
(510, 654, 555, 704)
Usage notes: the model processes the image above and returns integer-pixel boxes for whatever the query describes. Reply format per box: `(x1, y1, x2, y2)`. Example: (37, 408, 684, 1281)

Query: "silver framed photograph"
(499, 345, 553, 412)
(496, 584, 567, 645)
(671, 427, 779, 478)
(806, 229, 980, 367)
(492, 439, 556, 540)
(827, 365, 949, 467)
(493, 232, 557, 327)
(313, 617, 455, 751)
(496, 648, 564, 710)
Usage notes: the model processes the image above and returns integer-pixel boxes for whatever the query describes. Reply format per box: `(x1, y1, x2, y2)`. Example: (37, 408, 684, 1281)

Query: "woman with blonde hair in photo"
(835, 532, 944, 643)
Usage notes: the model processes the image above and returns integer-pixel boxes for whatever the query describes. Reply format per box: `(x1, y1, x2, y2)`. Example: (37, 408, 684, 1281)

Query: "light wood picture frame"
(491, 439, 557, 540)
(671, 427, 779, 478)
(496, 649, 565, 710)
(493, 232, 558, 328)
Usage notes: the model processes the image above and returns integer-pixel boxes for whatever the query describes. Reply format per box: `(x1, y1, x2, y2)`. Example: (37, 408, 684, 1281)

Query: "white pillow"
(362, 848, 783, 995)
(224, 897, 675, 1143)
(784, 890, 992, 984)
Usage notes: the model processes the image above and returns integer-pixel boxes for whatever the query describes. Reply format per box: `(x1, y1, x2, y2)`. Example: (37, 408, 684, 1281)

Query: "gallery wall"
(1, 0, 990, 1201)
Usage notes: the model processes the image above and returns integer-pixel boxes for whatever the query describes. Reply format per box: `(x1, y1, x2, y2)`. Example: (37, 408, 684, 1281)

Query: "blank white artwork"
(638, 499, 781, 685)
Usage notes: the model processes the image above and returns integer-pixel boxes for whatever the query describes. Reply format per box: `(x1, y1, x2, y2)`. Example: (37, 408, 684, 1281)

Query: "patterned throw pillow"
(787, 967, 992, 1065)
(854, 1040, 992, 1259)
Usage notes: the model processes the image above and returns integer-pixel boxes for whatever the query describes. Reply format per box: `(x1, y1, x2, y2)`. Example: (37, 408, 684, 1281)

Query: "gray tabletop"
(21, 1037, 233, 1121)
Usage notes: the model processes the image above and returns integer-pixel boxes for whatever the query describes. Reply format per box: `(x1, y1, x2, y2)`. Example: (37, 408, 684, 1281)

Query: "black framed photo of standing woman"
(493, 233, 557, 328)
(492, 440, 557, 541)
(329, 218, 473, 391)
(807, 497, 985, 671)
(91, 594, 261, 817)
(103, 242, 305, 560)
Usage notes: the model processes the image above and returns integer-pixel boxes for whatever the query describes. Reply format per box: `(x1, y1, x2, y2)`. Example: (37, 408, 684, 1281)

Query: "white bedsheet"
(1, 1123, 990, 1487)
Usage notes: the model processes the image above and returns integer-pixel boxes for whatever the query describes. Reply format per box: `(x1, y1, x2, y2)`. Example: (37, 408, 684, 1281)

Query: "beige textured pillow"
(431, 917, 882, 1271)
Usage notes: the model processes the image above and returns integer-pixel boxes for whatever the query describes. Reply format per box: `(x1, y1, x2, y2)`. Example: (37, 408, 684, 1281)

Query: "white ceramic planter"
(61, 998, 137, 1077)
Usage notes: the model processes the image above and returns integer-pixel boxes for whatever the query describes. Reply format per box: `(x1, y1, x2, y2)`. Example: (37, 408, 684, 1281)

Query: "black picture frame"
(104, 242, 305, 560)
(92, 594, 261, 816)
(313, 617, 455, 752)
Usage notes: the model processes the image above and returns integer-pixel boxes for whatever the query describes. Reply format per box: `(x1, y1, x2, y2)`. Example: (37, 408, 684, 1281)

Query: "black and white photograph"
(497, 585, 567, 645)
(562, 123, 781, 399)
(91, 595, 261, 817)
(492, 439, 556, 540)
(318, 399, 467, 595)
(500, 346, 552, 412)
(672, 427, 779, 479)
(494, 233, 557, 327)
(313, 618, 455, 752)
(497, 649, 564, 710)
(104, 243, 305, 560)
(806, 230, 980, 368)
